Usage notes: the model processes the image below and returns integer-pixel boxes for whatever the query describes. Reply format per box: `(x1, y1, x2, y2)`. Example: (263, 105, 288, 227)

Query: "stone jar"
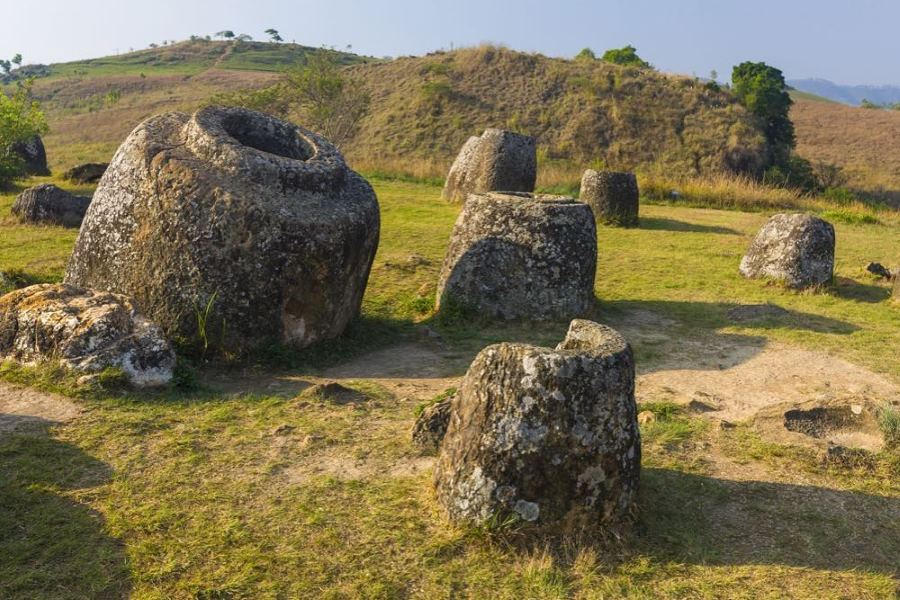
(580, 170, 639, 226)
(442, 129, 536, 202)
(65, 106, 380, 353)
(436, 192, 596, 320)
(434, 319, 641, 527)
(739, 213, 834, 289)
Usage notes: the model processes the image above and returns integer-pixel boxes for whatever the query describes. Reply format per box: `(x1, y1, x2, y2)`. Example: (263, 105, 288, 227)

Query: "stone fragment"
(12, 184, 91, 227)
(0, 284, 175, 387)
(63, 162, 108, 184)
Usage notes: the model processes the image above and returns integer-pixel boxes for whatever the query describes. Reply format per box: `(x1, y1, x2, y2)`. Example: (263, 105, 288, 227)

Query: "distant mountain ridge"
(788, 78, 900, 106)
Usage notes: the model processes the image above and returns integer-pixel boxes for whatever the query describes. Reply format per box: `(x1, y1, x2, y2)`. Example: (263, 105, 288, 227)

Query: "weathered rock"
(63, 162, 108, 184)
(0, 284, 175, 387)
(412, 397, 453, 452)
(434, 319, 640, 527)
(580, 170, 639, 226)
(441, 129, 536, 202)
(739, 213, 835, 289)
(436, 192, 596, 320)
(8, 135, 49, 176)
(65, 106, 380, 354)
(12, 184, 91, 227)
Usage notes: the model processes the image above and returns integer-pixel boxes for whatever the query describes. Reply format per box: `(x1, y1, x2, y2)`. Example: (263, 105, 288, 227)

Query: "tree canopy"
(731, 61, 795, 165)
(0, 80, 49, 186)
(601, 45, 652, 69)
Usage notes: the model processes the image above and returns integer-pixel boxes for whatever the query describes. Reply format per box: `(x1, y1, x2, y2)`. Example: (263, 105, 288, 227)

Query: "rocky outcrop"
(441, 129, 536, 202)
(63, 162, 108, 184)
(0, 284, 175, 387)
(8, 135, 49, 176)
(412, 397, 453, 452)
(434, 319, 640, 527)
(12, 184, 91, 227)
(739, 213, 835, 289)
(436, 192, 596, 320)
(580, 170, 639, 226)
(65, 106, 380, 354)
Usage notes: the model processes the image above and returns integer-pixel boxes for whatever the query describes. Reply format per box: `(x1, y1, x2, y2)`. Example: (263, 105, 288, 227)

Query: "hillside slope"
(345, 46, 767, 176)
(19, 42, 769, 180)
(792, 97, 900, 202)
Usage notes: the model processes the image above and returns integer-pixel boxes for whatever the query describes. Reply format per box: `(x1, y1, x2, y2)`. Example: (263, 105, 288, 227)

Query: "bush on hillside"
(0, 80, 48, 187)
(601, 45, 652, 69)
(731, 62, 795, 167)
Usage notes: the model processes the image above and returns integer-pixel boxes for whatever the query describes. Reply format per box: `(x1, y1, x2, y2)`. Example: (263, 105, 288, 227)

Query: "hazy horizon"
(5, 0, 900, 86)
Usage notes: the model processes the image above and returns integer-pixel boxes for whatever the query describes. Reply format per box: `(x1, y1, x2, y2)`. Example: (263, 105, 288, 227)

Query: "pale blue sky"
(2, 0, 898, 85)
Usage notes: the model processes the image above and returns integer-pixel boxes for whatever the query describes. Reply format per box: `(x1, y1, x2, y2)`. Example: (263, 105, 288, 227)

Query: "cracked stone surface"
(441, 129, 536, 202)
(739, 213, 835, 289)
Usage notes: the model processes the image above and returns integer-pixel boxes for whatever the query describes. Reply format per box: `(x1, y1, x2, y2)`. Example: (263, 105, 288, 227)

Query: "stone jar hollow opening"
(220, 112, 313, 161)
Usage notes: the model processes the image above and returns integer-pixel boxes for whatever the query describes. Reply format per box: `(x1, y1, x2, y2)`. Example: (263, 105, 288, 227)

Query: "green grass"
(1, 177, 899, 598)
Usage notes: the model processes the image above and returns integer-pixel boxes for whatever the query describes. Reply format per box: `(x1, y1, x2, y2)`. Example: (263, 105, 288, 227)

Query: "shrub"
(0, 79, 48, 187)
(601, 45, 652, 69)
(732, 61, 794, 166)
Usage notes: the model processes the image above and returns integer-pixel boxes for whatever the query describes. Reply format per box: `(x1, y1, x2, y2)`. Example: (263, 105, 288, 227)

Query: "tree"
(236, 34, 253, 42)
(211, 51, 369, 149)
(11, 54, 22, 67)
(0, 80, 49, 186)
(0, 61, 10, 76)
(265, 28, 283, 43)
(731, 61, 795, 165)
(216, 30, 235, 40)
(601, 45, 652, 69)
(709, 69, 718, 82)
(575, 48, 596, 61)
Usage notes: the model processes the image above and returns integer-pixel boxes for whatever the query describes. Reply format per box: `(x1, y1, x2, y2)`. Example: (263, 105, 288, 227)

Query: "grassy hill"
(18, 42, 768, 185)
(792, 97, 900, 204)
(343, 46, 767, 180)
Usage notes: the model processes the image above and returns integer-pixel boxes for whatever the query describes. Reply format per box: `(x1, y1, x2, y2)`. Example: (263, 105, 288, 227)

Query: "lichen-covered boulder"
(64, 106, 380, 353)
(8, 135, 49, 176)
(580, 170, 639, 226)
(434, 319, 640, 527)
(12, 184, 91, 227)
(739, 213, 835, 289)
(63, 162, 108, 184)
(442, 129, 536, 202)
(436, 192, 596, 320)
(0, 284, 175, 387)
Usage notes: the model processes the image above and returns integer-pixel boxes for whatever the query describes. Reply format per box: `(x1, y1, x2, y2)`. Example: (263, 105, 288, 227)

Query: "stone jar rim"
(184, 106, 347, 190)
(479, 191, 579, 205)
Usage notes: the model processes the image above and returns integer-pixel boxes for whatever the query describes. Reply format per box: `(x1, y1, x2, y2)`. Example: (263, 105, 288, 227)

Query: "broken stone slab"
(433, 319, 640, 527)
(441, 129, 536, 202)
(580, 170, 639, 226)
(64, 106, 380, 354)
(739, 213, 835, 289)
(436, 192, 597, 321)
(0, 284, 175, 387)
(411, 396, 453, 452)
(12, 184, 91, 227)
(63, 162, 108, 184)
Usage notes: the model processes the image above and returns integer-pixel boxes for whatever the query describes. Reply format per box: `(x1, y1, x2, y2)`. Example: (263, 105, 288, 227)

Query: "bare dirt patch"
(637, 342, 898, 423)
(0, 382, 82, 434)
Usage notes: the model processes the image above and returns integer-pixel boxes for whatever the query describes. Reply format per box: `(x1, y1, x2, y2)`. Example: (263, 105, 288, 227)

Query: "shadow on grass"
(833, 277, 893, 304)
(0, 422, 131, 598)
(638, 217, 741, 235)
(637, 468, 900, 574)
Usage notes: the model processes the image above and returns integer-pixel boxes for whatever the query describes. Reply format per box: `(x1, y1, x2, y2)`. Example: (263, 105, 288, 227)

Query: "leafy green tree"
(601, 45, 652, 69)
(236, 34, 253, 42)
(0, 61, 10, 76)
(731, 61, 795, 165)
(265, 28, 283, 43)
(575, 48, 596, 61)
(0, 80, 49, 186)
(11, 54, 22, 67)
(216, 30, 235, 40)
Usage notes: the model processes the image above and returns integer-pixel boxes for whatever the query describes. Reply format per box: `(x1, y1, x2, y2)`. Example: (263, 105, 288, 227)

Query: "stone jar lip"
(479, 191, 579, 205)
(184, 106, 347, 189)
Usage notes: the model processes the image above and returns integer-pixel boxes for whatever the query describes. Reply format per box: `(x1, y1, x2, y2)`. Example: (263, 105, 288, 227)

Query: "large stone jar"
(434, 319, 641, 527)
(436, 192, 596, 320)
(580, 170, 639, 226)
(739, 213, 834, 289)
(65, 106, 380, 353)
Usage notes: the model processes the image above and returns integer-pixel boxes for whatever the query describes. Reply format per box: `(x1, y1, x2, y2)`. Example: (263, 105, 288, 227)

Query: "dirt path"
(0, 382, 82, 435)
